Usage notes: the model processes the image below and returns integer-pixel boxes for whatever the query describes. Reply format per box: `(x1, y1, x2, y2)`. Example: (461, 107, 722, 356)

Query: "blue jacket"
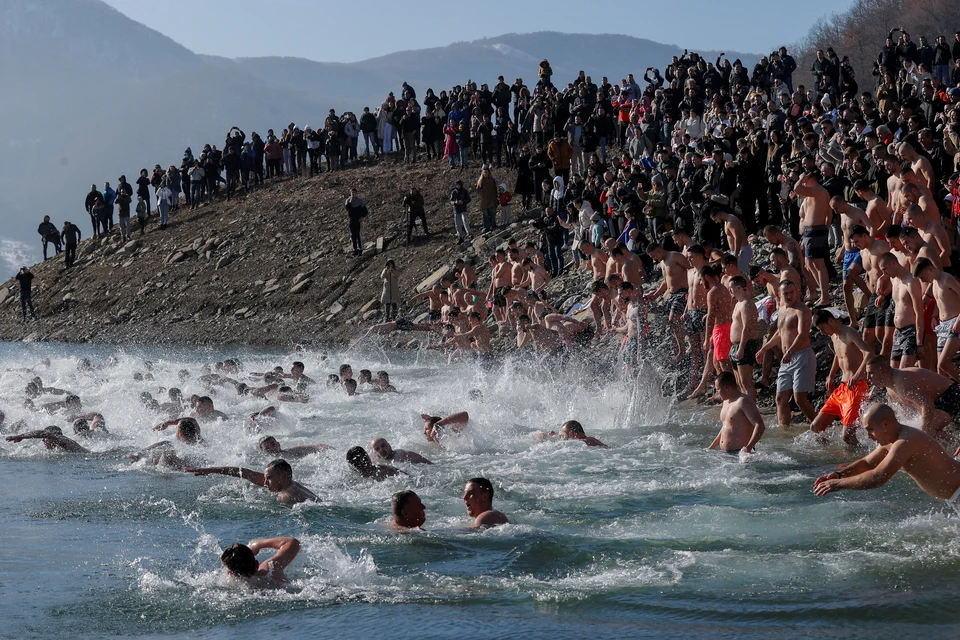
(102, 187, 116, 207)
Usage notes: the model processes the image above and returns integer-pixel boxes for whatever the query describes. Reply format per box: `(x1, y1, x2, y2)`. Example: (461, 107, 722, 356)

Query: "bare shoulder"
(475, 510, 509, 527)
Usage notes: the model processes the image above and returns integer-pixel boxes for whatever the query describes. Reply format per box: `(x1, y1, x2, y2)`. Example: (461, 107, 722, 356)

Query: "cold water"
(2, 342, 960, 639)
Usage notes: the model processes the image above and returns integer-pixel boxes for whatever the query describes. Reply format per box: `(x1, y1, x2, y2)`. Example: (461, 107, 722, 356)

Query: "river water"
(2, 341, 960, 639)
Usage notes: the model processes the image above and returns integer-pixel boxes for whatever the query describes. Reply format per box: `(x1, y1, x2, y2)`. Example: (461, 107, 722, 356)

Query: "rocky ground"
(0, 160, 589, 349)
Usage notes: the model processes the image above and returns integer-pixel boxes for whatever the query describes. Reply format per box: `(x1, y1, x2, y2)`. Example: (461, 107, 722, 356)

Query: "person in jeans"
(450, 180, 472, 243)
(188, 161, 205, 209)
(345, 188, 366, 256)
(476, 166, 498, 232)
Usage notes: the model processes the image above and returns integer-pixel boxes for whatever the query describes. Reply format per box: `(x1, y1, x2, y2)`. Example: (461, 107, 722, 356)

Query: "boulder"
(359, 299, 381, 314)
(215, 255, 233, 270)
(289, 279, 312, 294)
(416, 265, 450, 293)
(293, 268, 316, 285)
(328, 301, 343, 315)
(362, 309, 378, 320)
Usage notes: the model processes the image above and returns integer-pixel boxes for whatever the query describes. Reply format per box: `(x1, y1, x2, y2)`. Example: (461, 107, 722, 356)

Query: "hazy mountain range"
(0, 0, 759, 269)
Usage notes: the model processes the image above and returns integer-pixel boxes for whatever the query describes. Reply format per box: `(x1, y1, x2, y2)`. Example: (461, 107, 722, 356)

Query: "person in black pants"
(16, 266, 37, 321)
(61, 221, 81, 268)
(345, 189, 366, 256)
(38, 216, 61, 259)
(402, 187, 429, 245)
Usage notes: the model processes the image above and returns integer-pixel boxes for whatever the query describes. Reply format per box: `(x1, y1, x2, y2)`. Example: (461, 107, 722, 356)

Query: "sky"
(101, 0, 854, 62)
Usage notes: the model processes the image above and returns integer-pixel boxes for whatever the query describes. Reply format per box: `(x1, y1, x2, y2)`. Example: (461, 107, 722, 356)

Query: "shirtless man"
(421, 411, 469, 446)
(757, 279, 817, 427)
(680, 245, 710, 394)
(580, 241, 608, 282)
(900, 226, 942, 271)
(519, 258, 551, 292)
(795, 171, 832, 305)
(865, 355, 960, 435)
(813, 403, 960, 506)
(898, 142, 936, 191)
(40, 394, 82, 414)
(707, 371, 765, 454)
(284, 361, 315, 386)
(885, 154, 905, 221)
(612, 246, 644, 287)
(769, 248, 803, 290)
(811, 310, 874, 445)
(690, 264, 734, 397)
(6, 426, 89, 453)
(259, 435, 330, 459)
(763, 225, 804, 274)
(832, 196, 872, 324)
(409, 284, 448, 324)
(542, 313, 595, 350)
(728, 276, 760, 401)
(900, 167, 938, 221)
(391, 490, 426, 530)
(616, 282, 644, 375)
(915, 258, 960, 381)
(463, 477, 509, 528)
(853, 179, 892, 240)
(852, 225, 894, 358)
(559, 419, 606, 447)
(711, 209, 752, 274)
(455, 257, 477, 290)
(221, 537, 301, 586)
(346, 446, 405, 480)
(903, 202, 950, 270)
(129, 418, 203, 469)
(516, 313, 565, 354)
(193, 396, 228, 422)
(185, 459, 318, 504)
(645, 242, 691, 362)
(370, 437, 433, 464)
(879, 252, 924, 369)
(588, 280, 616, 335)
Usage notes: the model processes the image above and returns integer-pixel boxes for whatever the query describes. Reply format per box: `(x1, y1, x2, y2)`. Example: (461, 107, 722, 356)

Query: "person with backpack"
(345, 188, 367, 256)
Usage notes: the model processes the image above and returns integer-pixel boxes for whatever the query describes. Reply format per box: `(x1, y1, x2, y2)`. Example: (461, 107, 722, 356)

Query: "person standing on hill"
(402, 187, 428, 245)
(37, 216, 60, 260)
(102, 181, 116, 233)
(114, 188, 132, 241)
(136, 169, 151, 214)
(15, 266, 37, 322)
(61, 221, 81, 269)
(345, 188, 367, 257)
(83, 184, 102, 237)
(360, 107, 379, 156)
(381, 260, 400, 321)
(476, 166, 498, 233)
(450, 180, 472, 244)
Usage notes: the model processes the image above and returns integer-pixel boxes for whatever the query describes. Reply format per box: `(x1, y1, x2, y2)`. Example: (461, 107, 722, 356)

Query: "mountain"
(0, 0, 760, 270)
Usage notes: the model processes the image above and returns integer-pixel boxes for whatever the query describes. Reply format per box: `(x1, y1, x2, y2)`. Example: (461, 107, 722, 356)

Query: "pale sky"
(101, 0, 853, 62)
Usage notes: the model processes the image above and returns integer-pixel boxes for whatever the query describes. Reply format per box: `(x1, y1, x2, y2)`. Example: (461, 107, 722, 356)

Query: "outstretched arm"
(248, 537, 301, 576)
(6, 428, 89, 453)
(184, 466, 265, 486)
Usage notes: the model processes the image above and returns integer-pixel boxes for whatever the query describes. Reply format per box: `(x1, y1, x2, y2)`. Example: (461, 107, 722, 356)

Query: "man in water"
(221, 536, 301, 586)
(707, 371, 765, 454)
(421, 412, 470, 445)
(865, 355, 960, 435)
(811, 310, 874, 446)
(346, 446, 405, 480)
(391, 490, 427, 530)
(463, 477, 509, 528)
(259, 435, 331, 459)
(6, 426, 89, 453)
(129, 417, 202, 469)
(813, 403, 960, 506)
(370, 437, 433, 464)
(193, 396, 228, 422)
(560, 420, 606, 447)
(185, 459, 318, 504)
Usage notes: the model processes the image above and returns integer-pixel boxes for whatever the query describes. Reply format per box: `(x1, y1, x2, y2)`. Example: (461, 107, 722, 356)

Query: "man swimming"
(463, 477, 509, 528)
(559, 420, 606, 447)
(220, 536, 301, 586)
(813, 404, 960, 506)
(129, 417, 202, 469)
(391, 490, 427, 530)
(259, 435, 331, 459)
(6, 426, 89, 453)
(370, 437, 433, 464)
(865, 355, 960, 435)
(707, 371, 765, 455)
(421, 412, 470, 445)
(346, 446, 405, 480)
(185, 459, 318, 504)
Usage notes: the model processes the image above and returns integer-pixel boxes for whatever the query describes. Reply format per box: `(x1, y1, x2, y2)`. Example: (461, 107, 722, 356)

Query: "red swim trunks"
(712, 322, 732, 361)
(818, 379, 870, 427)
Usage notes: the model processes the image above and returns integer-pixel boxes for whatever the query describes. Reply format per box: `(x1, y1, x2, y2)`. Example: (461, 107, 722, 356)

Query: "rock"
(376, 236, 384, 254)
(293, 268, 316, 285)
(561, 296, 580, 313)
(0, 288, 8, 305)
(234, 307, 249, 316)
(362, 309, 378, 320)
(254, 280, 265, 286)
(416, 265, 450, 293)
(168, 252, 186, 264)
(328, 302, 343, 315)
(244, 310, 256, 319)
(215, 255, 233, 270)
(264, 278, 278, 288)
(359, 299, 381, 314)
(414, 312, 430, 324)
(121, 240, 139, 254)
(263, 284, 281, 294)
(289, 279, 312, 294)
(62, 293, 76, 302)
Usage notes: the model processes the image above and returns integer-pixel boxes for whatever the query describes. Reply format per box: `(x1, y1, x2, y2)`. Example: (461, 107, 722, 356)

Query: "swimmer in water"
(370, 437, 433, 464)
(259, 435, 331, 459)
(67, 411, 106, 433)
(346, 446, 406, 480)
(6, 426, 89, 453)
(284, 361, 315, 386)
(463, 477, 509, 527)
(185, 459, 318, 504)
(391, 490, 426, 530)
(221, 536, 301, 586)
(248, 406, 277, 431)
(707, 371, 766, 455)
(129, 417, 202, 469)
(421, 411, 469, 445)
(39, 394, 82, 414)
(358, 369, 373, 387)
(192, 396, 228, 422)
(344, 379, 358, 396)
(372, 371, 397, 393)
(559, 420, 607, 447)
(813, 403, 960, 505)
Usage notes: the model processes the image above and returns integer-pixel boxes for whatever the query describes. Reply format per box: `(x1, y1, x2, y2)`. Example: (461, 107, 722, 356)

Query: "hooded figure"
(549, 175, 566, 211)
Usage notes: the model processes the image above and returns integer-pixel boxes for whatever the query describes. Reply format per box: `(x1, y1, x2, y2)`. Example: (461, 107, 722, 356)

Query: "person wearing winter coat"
(380, 260, 401, 321)
(443, 120, 460, 169)
(476, 166, 498, 232)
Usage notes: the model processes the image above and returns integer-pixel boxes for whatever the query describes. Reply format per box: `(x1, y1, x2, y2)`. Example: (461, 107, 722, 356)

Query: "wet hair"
(769, 247, 787, 261)
(561, 420, 585, 437)
(392, 490, 418, 517)
(850, 225, 870, 237)
(346, 446, 370, 469)
(292, 361, 305, 370)
(885, 225, 903, 239)
(327, 374, 340, 385)
(72, 419, 90, 434)
(814, 309, 837, 325)
(715, 371, 738, 388)
(687, 244, 706, 257)
(699, 264, 723, 280)
(867, 354, 890, 369)
(278, 385, 293, 393)
(359, 369, 372, 383)
(177, 418, 201, 444)
(198, 396, 213, 407)
(221, 543, 259, 578)
(339, 364, 352, 376)
(720, 254, 738, 267)
(266, 458, 292, 477)
(645, 242, 663, 254)
(467, 477, 494, 499)
(168, 388, 182, 400)
(344, 379, 358, 393)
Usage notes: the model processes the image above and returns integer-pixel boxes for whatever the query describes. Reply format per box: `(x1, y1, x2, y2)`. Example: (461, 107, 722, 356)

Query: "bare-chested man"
(813, 403, 960, 506)
(185, 459, 318, 504)
(711, 209, 752, 274)
(559, 420, 606, 447)
(680, 245, 710, 395)
(811, 310, 874, 445)
(831, 196, 872, 324)
(879, 252, 924, 369)
(645, 242, 691, 362)
(885, 154, 905, 221)
(900, 167, 938, 221)
(463, 477, 509, 528)
(866, 355, 960, 435)
(588, 279, 615, 334)
(258, 435, 331, 459)
(421, 411, 470, 446)
(853, 179, 892, 240)
(915, 258, 960, 381)
(519, 258, 551, 292)
(6, 425, 89, 453)
(852, 225, 895, 358)
(370, 437, 433, 464)
(898, 142, 936, 191)
(708, 371, 765, 454)
(728, 276, 760, 401)
(795, 172, 832, 305)
(903, 202, 950, 270)
(769, 248, 803, 290)
(763, 225, 804, 273)
(690, 264, 734, 397)
(579, 241, 608, 281)
(757, 279, 817, 427)
(612, 245, 645, 287)
(616, 282, 644, 375)
(901, 226, 943, 271)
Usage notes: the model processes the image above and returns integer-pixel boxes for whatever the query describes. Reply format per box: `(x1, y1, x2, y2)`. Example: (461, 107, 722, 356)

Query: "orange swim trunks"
(712, 322, 732, 361)
(818, 379, 870, 427)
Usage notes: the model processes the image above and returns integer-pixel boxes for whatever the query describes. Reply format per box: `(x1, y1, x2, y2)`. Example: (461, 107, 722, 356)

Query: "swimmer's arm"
(741, 401, 766, 453)
(408, 291, 431, 303)
(832, 443, 905, 491)
(909, 278, 925, 343)
(184, 466, 265, 486)
(644, 280, 666, 301)
(248, 537, 301, 573)
(152, 419, 182, 431)
(436, 412, 469, 429)
(707, 432, 722, 450)
(282, 444, 331, 457)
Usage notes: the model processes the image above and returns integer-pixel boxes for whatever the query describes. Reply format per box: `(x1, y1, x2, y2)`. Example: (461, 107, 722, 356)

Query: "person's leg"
(453, 211, 465, 240)
(739, 363, 756, 401)
(20, 294, 27, 320)
(42, 239, 48, 260)
(939, 336, 960, 381)
(793, 391, 816, 421)
(775, 390, 793, 427)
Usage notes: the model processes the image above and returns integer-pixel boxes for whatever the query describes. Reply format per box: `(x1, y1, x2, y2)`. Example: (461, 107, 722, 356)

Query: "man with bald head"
(370, 437, 433, 464)
(813, 403, 960, 508)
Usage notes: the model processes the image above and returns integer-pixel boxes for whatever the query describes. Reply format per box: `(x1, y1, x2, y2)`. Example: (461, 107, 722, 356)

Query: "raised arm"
(247, 537, 301, 576)
(184, 466, 265, 486)
(6, 428, 89, 453)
